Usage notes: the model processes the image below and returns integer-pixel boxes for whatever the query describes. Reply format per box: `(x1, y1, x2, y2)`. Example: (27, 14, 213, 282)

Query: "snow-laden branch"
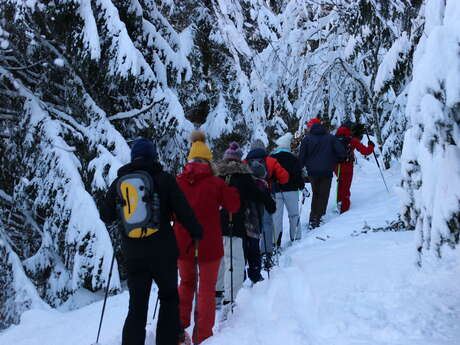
(107, 98, 165, 121)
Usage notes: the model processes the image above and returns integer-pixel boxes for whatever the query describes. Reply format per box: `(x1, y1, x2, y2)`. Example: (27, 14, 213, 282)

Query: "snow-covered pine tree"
(401, 0, 460, 263)
(0, 0, 196, 327)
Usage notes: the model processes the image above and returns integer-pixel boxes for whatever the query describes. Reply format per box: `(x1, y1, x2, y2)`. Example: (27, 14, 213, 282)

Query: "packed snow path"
(1, 159, 459, 345)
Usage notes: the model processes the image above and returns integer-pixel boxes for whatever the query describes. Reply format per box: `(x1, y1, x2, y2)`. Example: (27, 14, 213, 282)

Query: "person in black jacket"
(215, 142, 275, 310)
(299, 119, 346, 229)
(99, 138, 202, 345)
(270, 132, 305, 244)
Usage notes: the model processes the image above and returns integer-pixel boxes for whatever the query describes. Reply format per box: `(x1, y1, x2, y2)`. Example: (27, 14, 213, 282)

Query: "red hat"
(307, 118, 321, 127)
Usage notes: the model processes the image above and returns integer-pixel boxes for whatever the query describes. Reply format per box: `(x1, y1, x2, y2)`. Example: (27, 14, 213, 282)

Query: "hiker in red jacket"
(174, 131, 240, 344)
(334, 126, 375, 213)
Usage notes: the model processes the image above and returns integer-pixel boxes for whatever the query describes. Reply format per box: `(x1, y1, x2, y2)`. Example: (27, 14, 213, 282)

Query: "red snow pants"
(336, 170, 353, 213)
(178, 258, 221, 344)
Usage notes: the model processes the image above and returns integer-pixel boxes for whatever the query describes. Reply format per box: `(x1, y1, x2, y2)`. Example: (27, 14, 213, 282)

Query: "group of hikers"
(99, 118, 375, 345)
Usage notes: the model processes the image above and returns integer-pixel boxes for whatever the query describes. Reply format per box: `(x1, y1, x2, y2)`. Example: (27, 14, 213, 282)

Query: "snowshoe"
(262, 253, 275, 271)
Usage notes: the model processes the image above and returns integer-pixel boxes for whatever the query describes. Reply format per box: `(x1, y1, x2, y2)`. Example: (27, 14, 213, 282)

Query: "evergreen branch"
(3, 59, 48, 71)
(0, 114, 15, 120)
(107, 98, 165, 121)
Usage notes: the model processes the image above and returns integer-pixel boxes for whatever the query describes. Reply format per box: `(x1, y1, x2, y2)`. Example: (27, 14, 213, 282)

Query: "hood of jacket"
(336, 126, 352, 137)
(245, 148, 267, 160)
(177, 161, 214, 185)
(310, 123, 327, 135)
(117, 159, 163, 177)
(217, 160, 252, 176)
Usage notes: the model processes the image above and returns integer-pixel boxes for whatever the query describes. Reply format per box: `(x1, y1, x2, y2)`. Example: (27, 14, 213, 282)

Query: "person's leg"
(284, 191, 300, 241)
(177, 259, 195, 330)
(339, 172, 353, 213)
(244, 235, 262, 283)
(216, 255, 225, 294)
(193, 259, 221, 344)
(223, 237, 245, 303)
(122, 260, 152, 345)
(260, 210, 274, 254)
(309, 177, 320, 227)
(151, 259, 181, 345)
(272, 193, 284, 247)
(318, 176, 332, 218)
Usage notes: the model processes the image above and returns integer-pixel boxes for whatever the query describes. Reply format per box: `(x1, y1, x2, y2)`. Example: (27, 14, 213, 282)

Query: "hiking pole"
(336, 164, 342, 213)
(94, 254, 116, 345)
(364, 130, 390, 193)
(152, 294, 159, 320)
(193, 241, 199, 345)
(229, 213, 234, 314)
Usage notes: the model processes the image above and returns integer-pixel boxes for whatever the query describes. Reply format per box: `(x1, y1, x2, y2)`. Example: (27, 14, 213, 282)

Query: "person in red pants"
(174, 131, 240, 344)
(334, 125, 375, 213)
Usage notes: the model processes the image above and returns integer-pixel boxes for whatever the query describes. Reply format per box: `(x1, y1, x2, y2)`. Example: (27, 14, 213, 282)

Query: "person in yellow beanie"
(175, 130, 240, 344)
(187, 131, 213, 162)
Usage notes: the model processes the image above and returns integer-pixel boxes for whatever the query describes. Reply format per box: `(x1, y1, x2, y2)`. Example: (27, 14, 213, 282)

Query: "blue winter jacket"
(298, 123, 346, 177)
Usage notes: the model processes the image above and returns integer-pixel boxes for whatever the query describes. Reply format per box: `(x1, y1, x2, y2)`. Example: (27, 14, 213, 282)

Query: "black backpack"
(336, 135, 354, 163)
(116, 171, 161, 238)
(247, 158, 268, 179)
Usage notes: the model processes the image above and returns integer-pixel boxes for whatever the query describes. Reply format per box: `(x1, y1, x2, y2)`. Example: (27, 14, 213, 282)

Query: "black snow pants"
(309, 176, 332, 226)
(122, 258, 180, 345)
(243, 235, 263, 282)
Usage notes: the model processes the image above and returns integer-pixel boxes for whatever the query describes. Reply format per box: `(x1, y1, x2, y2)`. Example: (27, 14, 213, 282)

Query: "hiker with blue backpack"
(99, 138, 203, 345)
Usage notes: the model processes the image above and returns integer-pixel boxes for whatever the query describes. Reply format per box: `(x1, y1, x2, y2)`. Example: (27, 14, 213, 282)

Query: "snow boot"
(178, 330, 191, 345)
(215, 290, 224, 310)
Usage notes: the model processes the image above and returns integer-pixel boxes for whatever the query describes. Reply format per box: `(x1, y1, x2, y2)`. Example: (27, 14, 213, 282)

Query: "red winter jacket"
(266, 156, 289, 185)
(335, 126, 375, 175)
(174, 162, 240, 262)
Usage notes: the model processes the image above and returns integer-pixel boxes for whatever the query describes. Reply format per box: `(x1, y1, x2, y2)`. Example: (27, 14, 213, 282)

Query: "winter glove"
(368, 140, 375, 147)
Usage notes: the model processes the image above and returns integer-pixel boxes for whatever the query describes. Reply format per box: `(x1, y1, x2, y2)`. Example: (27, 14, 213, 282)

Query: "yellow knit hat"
(188, 130, 213, 161)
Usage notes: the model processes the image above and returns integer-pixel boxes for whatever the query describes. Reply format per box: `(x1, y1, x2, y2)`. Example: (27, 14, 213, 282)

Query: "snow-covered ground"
(1, 158, 459, 345)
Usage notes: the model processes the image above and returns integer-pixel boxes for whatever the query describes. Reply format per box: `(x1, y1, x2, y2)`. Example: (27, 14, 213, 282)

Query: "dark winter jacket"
(298, 123, 347, 178)
(245, 148, 289, 187)
(99, 160, 202, 261)
(217, 160, 276, 238)
(334, 126, 375, 175)
(270, 149, 305, 192)
(174, 162, 240, 262)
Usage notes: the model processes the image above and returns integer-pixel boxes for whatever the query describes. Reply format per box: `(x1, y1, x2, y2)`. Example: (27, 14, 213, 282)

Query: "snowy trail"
(1, 160, 459, 345)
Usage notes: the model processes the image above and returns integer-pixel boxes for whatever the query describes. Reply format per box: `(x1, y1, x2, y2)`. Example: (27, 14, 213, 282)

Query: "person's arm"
(298, 137, 308, 168)
(168, 176, 202, 240)
(351, 137, 374, 156)
(267, 157, 289, 185)
(292, 157, 306, 190)
(99, 182, 118, 223)
(218, 178, 241, 214)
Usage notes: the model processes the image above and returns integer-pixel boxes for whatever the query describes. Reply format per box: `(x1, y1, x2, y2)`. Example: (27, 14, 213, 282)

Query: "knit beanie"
(275, 133, 293, 149)
(307, 118, 321, 128)
(251, 139, 266, 150)
(131, 138, 158, 162)
(188, 130, 213, 161)
(223, 142, 243, 161)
